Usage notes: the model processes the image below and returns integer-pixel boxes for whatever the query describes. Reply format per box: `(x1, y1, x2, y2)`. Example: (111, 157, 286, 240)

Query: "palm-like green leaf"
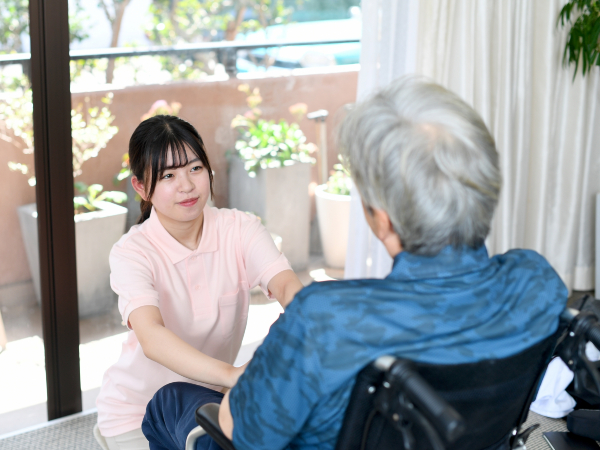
(73, 183, 127, 213)
(558, 0, 600, 79)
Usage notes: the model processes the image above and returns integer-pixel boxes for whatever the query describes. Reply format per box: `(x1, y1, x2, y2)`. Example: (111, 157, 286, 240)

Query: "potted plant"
(228, 84, 316, 269)
(315, 161, 352, 269)
(0, 77, 127, 317)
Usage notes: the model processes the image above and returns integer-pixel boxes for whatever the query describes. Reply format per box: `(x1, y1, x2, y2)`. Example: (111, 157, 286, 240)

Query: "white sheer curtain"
(344, 0, 419, 279)
(415, 0, 600, 292)
(346, 0, 600, 292)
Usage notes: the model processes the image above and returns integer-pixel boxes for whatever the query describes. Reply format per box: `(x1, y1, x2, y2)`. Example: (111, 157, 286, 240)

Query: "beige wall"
(0, 66, 358, 287)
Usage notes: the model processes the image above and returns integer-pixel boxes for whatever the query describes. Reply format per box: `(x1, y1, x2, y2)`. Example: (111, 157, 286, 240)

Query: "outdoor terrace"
(0, 62, 358, 435)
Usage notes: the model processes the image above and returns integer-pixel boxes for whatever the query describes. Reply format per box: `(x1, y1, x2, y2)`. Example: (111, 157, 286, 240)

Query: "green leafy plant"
(0, 74, 125, 211)
(231, 84, 316, 177)
(325, 161, 351, 196)
(0, 75, 34, 183)
(0, 0, 88, 54)
(148, 0, 293, 42)
(74, 182, 127, 214)
(98, 0, 133, 83)
(145, 0, 297, 79)
(114, 152, 132, 186)
(558, 0, 600, 78)
(0, 75, 119, 182)
(72, 94, 119, 178)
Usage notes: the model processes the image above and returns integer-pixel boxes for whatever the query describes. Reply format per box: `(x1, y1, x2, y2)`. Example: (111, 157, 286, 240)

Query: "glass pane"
(0, 0, 47, 434)
(68, 1, 359, 440)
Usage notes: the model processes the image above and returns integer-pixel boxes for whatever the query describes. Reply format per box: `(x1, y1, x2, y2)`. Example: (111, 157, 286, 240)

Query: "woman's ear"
(131, 176, 148, 201)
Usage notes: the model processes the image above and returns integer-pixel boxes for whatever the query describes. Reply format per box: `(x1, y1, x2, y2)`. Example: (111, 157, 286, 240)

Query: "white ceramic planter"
(18, 201, 128, 318)
(315, 184, 351, 269)
(229, 157, 311, 270)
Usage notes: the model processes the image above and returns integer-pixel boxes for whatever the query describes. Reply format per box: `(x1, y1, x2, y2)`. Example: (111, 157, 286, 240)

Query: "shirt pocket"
(218, 284, 249, 343)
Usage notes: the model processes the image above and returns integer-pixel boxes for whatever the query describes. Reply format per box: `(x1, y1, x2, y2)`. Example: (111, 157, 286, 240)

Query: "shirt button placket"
(189, 254, 204, 315)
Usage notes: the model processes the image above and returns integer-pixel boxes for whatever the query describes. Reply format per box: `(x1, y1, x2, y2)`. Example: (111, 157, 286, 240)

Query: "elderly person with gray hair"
(141, 77, 568, 450)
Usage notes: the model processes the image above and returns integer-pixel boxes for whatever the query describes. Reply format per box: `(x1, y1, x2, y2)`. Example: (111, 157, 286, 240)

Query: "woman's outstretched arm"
(267, 269, 304, 308)
(129, 305, 246, 388)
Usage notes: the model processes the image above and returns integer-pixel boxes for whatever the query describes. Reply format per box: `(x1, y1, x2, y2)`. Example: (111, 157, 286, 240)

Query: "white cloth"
(530, 357, 576, 418)
(530, 342, 600, 418)
(347, 0, 600, 291)
(586, 341, 600, 361)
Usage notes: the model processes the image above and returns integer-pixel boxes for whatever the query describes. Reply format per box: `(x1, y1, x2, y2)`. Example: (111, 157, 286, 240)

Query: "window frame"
(29, 0, 82, 419)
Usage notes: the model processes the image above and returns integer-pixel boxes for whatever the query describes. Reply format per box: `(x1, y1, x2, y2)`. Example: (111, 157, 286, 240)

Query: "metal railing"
(0, 38, 360, 76)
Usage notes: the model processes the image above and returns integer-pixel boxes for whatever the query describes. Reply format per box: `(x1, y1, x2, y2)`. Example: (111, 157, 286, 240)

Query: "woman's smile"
(178, 197, 199, 207)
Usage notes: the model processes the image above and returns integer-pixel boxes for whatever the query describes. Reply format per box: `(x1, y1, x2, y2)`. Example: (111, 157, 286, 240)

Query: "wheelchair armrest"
(185, 426, 206, 450)
(195, 403, 236, 450)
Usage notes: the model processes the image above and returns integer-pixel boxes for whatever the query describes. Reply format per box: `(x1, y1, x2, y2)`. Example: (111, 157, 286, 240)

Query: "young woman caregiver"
(94, 115, 304, 450)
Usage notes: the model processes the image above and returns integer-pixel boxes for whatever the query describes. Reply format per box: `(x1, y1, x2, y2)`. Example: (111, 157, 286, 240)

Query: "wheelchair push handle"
(587, 324, 600, 351)
(558, 307, 600, 399)
(388, 360, 466, 443)
(561, 308, 600, 350)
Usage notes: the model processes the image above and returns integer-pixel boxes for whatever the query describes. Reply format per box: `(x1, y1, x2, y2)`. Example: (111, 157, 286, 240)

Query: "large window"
(0, 0, 358, 434)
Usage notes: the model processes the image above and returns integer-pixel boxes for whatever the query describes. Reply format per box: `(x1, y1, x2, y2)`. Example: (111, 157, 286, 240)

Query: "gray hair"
(339, 76, 501, 255)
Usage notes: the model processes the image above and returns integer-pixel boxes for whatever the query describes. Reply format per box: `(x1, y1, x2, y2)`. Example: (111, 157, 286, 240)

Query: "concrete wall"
(0, 65, 358, 289)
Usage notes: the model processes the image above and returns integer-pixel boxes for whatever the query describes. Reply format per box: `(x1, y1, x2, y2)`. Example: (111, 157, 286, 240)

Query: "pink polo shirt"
(96, 205, 291, 437)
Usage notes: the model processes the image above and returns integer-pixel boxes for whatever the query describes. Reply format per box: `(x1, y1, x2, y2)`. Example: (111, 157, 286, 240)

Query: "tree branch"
(98, 0, 115, 24)
(225, 5, 247, 41)
(257, 0, 268, 29)
(105, 0, 131, 82)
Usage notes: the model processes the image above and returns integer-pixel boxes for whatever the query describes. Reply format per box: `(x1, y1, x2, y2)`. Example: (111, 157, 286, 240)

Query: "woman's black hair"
(129, 115, 214, 224)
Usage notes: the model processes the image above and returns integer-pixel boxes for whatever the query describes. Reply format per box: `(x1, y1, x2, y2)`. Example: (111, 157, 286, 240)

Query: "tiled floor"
(0, 256, 343, 436)
(0, 408, 573, 450)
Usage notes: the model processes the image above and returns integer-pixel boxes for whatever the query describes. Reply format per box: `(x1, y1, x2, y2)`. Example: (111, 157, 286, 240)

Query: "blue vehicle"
(235, 17, 361, 72)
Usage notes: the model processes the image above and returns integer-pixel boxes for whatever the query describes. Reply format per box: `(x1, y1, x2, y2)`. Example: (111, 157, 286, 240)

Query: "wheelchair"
(185, 306, 600, 450)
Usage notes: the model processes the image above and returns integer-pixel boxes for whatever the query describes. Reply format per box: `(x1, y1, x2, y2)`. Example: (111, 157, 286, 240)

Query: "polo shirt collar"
(388, 244, 491, 281)
(144, 204, 217, 264)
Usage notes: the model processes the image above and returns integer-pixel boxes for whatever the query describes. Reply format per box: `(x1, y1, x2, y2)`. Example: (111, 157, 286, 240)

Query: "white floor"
(0, 301, 283, 411)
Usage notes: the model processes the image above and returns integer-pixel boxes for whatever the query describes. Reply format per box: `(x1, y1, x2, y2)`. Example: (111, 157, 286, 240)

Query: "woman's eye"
(191, 165, 203, 172)
(162, 173, 173, 179)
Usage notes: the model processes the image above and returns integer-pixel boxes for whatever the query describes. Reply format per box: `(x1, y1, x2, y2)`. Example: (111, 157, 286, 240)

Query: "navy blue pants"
(142, 382, 224, 450)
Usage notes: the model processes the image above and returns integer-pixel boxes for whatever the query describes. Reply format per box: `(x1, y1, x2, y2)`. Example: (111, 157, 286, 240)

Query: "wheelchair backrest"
(335, 329, 562, 450)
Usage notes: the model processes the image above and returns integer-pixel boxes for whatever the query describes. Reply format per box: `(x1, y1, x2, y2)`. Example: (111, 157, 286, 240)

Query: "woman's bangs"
(157, 139, 190, 174)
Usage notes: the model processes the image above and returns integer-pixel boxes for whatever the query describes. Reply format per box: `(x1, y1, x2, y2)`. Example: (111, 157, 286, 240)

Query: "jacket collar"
(143, 204, 217, 264)
(388, 245, 491, 281)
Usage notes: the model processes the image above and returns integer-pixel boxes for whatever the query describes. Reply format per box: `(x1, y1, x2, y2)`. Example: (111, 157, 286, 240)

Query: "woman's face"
(135, 146, 211, 224)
